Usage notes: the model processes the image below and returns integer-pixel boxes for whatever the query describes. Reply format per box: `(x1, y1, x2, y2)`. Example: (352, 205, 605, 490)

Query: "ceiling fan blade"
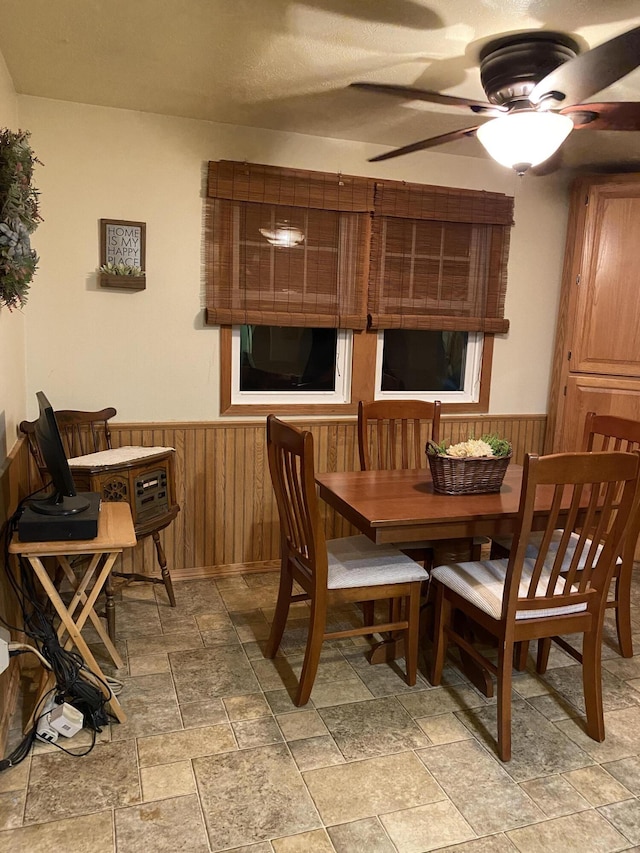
(530, 25, 640, 108)
(561, 102, 640, 131)
(350, 82, 503, 115)
(368, 126, 479, 162)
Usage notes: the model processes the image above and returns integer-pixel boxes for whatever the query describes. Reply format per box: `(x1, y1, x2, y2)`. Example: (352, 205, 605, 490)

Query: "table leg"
(26, 555, 127, 723)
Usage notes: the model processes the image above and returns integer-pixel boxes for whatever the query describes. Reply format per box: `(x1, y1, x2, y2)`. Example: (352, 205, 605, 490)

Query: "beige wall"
(0, 52, 26, 457)
(17, 95, 570, 422)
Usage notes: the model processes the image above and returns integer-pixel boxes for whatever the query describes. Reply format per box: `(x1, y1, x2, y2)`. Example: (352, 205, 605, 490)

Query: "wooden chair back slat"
(358, 400, 442, 471)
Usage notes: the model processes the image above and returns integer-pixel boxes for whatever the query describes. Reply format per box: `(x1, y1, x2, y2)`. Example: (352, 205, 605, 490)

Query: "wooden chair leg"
(295, 598, 327, 706)
(429, 583, 448, 686)
(614, 571, 633, 658)
(496, 641, 513, 762)
(361, 601, 375, 625)
(265, 563, 293, 658)
(536, 637, 552, 674)
(404, 583, 421, 686)
(514, 641, 529, 671)
(582, 628, 605, 742)
(152, 530, 176, 607)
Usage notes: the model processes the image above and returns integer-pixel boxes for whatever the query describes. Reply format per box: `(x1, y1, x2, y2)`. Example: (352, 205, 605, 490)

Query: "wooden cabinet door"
(559, 374, 640, 452)
(572, 182, 640, 377)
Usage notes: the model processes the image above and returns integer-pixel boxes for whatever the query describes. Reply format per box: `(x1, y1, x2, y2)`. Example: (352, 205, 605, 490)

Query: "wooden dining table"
(315, 463, 570, 695)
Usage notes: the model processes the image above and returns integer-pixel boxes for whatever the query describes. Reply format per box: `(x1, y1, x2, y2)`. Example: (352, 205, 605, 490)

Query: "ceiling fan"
(351, 24, 640, 174)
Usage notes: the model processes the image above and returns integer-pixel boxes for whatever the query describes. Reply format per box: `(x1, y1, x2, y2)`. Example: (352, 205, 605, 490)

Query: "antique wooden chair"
(492, 411, 640, 658)
(265, 415, 427, 706)
(430, 450, 640, 762)
(20, 407, 178, 638)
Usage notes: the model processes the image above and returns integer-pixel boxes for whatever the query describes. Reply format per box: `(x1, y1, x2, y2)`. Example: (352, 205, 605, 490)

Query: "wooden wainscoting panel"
(100, 414, 546, 578)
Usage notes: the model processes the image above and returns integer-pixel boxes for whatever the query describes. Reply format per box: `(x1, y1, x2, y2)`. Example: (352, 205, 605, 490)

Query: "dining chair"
(492, 411, 640, 658)
(430, 449, 640, 762)
(265, 414, 428, 706)
(357, 399, 441, 472)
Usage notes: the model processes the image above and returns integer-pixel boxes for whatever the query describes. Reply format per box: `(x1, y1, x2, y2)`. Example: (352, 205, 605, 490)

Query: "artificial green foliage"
(480, 434, 512, 457)
(99, 262, 145, 276)
(0, 129, 42, 310)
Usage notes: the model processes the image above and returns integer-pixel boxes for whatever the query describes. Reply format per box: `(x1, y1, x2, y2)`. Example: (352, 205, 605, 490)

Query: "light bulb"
(259, 221, 305, 247)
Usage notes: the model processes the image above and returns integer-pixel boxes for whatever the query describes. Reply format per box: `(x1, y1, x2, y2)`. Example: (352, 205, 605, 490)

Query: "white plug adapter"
(0, 626, 9, 674)
(36, 696, 60, 743)
(49, 703, 84, 738)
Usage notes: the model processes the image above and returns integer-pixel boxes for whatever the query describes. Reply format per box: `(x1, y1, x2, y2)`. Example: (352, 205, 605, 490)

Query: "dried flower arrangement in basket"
(426, 435, 512, 495)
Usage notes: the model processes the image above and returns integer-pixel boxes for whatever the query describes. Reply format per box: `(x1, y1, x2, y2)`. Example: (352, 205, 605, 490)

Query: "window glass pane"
(240, 325, 338, 392)
(381, 330, 468, 392)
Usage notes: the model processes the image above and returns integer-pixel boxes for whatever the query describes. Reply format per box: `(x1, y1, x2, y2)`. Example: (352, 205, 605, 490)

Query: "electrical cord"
(0, 496, 121, 770)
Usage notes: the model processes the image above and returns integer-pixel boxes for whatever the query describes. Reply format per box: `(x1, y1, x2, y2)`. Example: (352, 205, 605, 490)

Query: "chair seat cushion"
(431, 558, 588, 621)
(326, 535, 428, 590)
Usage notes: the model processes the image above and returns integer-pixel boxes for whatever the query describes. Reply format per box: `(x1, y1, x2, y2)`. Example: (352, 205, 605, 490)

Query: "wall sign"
(99, 219, 146, 290)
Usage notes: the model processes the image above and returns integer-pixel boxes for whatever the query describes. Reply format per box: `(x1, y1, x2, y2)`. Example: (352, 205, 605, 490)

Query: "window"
(208, 163, 512, 415)
(231, 325, 352, 405)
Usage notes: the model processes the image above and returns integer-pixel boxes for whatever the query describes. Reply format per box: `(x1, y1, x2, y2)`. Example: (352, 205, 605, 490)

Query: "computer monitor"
(29, 392, 90, 516)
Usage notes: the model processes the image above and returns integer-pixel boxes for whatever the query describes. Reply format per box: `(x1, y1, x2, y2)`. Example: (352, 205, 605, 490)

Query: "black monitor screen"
(30, 392, 90, 516)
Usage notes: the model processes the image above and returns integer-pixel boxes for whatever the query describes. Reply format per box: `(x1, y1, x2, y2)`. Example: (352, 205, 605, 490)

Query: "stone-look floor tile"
(201, 626, 242, 646)
(380, 800, 475, 853)
(196, 611, 235, 631)
(179, 697, 228, 729)
(0, 790, 25, 830)
(456, 699, 592, 782)
(417, 740, 545, 834)
(309, 678, 374, 708)
(170, 645, 261, 703)
(327, 817, 396, 853)
(277, 710, 328, 741)
(110, 672, 182, 741)
(604, 755, 640, 795)
(140, 760, 196, 801)
(428, 835, 523, 853)
(287, 650, 359, 687)
(288, 735, 346, 772)
(505, 809, 629, 853)
(224, 693, 271, 721)
(563, 764, 633, 806)
(0, 810, 114, 852)
(519, 774, 591, 818)
(115, 793, 209, 853)
(511, 670, 555, 699)
(543, 664, 640, 714)
(244, 571, 281, 589)
(24, 740, 140, 823)
(137, 724, 236, 766)
(214, 576, 250, 592)
(319, 697, 429, 761)
(129, 652, 170, 676)
(265, 688, 315, 714)
(599, 799, 640, 846)
(194, 743, 321, 851)
(0, 756, 29, 792)
(32, 724, 111, 756)
(342, 653, 430, 697)
(557, 705, 640, 762)
(156, 578, 226, 614)
(251, 656, 300, 692)
(126, 630, 204, 657)
(416, 714, 472, 745)
(526, 691, 582, 722)
(233, 717, 283, 748)
(112, 599, 162, 638)
(603, 656, 640, 681)
(272, 828, 336, 852)
(119, 580, 157, 600)
(397, 686, 487, 718)
(243, 639, 275, 660)
(219, 587, 279, 613)
(224, 845, 273, 853)
(303, 751, 445, 825)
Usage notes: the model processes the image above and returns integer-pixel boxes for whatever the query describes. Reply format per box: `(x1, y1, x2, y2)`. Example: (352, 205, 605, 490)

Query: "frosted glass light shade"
(259, 222, 305, 247)
(476, 112, 574, 173)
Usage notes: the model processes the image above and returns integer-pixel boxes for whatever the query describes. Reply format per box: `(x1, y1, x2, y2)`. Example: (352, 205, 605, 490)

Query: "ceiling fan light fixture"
(259, 221, 305, 248)
(476, 111, 574, 173)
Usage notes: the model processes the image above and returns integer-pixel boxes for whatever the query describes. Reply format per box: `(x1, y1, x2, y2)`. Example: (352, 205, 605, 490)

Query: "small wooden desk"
(9, 502, 137, 723)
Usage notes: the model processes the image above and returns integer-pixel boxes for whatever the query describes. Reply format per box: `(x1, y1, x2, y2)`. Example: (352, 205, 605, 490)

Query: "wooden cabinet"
(546, 174, 640, 453)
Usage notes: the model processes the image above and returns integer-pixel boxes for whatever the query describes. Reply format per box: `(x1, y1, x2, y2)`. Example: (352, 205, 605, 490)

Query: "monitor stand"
(29, 493, 91, 515)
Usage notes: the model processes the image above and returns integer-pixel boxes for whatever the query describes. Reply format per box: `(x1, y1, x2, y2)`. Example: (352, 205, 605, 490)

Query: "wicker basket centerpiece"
(426, 435, 512, 495)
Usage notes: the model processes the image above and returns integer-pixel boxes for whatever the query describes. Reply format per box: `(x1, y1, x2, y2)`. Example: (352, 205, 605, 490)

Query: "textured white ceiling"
(1, 0, 639, 170)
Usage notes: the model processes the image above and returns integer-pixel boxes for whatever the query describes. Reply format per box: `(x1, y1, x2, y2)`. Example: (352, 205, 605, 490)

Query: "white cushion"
(493, 531, 621, 568)
(431, 558, 587, 621)
(326, 535, 428, 590)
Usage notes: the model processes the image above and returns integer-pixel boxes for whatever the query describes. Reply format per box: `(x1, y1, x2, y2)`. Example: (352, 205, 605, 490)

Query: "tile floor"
(2, 569, 640, 852)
